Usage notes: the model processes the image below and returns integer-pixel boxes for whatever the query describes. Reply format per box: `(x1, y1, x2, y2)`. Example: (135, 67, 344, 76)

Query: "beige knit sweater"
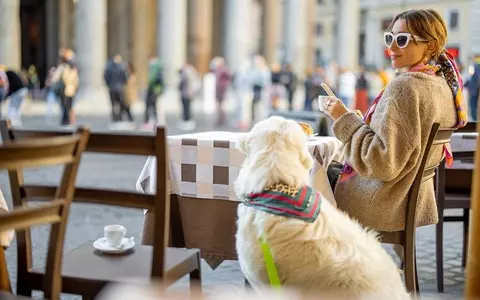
(332, 72, 457, 232)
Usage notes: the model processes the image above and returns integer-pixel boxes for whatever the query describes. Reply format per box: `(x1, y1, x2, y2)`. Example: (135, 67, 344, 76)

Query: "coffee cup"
(317, 95, 330, 112)
(104, 224, 126, 247)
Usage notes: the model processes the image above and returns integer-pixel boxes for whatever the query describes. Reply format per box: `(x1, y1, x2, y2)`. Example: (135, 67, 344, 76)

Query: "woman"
(323, 9, 467, 232)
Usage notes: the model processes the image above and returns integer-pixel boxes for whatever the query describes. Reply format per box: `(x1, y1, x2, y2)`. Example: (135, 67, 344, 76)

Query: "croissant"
(298, 122, 314, 137)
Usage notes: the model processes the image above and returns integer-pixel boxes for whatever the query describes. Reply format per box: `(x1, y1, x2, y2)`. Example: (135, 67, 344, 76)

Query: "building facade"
(2, 0, 351, 102)
(315, 0, 479, 70)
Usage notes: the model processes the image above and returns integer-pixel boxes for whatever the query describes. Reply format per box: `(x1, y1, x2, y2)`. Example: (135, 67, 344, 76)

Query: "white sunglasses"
(384, 32, 430, 49)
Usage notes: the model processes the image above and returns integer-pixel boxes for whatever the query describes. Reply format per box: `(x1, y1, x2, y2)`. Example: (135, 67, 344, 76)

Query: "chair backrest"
(0, 120, 90, 299)
(458, 121, 477, 133)
(405, 123, 456, 236)
(0, 120, 170, 279)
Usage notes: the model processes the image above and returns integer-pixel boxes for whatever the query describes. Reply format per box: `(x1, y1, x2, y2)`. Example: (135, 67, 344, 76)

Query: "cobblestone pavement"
(0, 115, 467, 299)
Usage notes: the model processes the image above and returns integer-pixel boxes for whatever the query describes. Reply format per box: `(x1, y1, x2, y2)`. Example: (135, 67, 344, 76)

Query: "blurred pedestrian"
(50, 48, 79, 126)
(5, 69, 28, 126)
(142, 57, 164, 128)
(213, 57, 231, 126)
(280, 63, 297, 111)
(354, 66, 369, 114)
(178, 62, 200, 130)
(270, 62, 283, 110)
(337, 67, 356, 109)
(104, 55, 130, 123)
(0, 65, 9, 117)
(249, 55, 270, 123)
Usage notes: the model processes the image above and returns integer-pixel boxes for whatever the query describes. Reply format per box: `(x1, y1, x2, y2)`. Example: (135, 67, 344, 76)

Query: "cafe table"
(136, 131, 344, 268)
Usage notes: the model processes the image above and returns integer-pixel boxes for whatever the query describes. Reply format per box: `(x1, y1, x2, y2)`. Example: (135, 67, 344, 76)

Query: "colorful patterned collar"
(244, 183, 321, 223)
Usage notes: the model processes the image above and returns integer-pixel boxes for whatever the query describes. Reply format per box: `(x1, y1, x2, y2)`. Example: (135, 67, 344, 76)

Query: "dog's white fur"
(235, 116, 410, 300)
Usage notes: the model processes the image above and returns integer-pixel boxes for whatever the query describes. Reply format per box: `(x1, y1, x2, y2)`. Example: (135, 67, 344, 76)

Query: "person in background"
(304, 66, 326, 111)
(249, 55, 270, 123)
(270, 62, 283, 110)
(27, 65, 39, 99)
(337, 67, 356, 109)
(51, 49, 79, 126)
(0, 65, 9, 117)
(213, 57, 231, 126)
(104, 55, 130, 123)
(366, 67, 384, 106)
(325, 60, 339, 94)
(465, 54, 480, 121)
(178, 62, 200, 131)
(142, 57, 164, 128)
(123, 62, 138, 125)
(280, 63, 297, 111)
(354, 66, 369, 114)
(5, 68, 28, 126)
(44, 66, 59, 123)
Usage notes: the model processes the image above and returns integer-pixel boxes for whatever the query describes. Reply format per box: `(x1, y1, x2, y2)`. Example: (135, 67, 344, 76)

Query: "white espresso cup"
(104, 225, 127, 247)
(317, 95, 338, 112)
(317, 95, 329, 112)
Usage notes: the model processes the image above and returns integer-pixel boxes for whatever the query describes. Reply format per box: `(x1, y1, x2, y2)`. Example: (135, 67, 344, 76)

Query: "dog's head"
(235, 116, 314, 199)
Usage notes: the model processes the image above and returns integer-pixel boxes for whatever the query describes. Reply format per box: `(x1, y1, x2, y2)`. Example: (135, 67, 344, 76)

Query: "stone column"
(224, 0, 251, 72)
(337, 0, 360, 70)
(158, 0, 187, 86)
(261, 0, 281, 64)
(45, 0, 59, 68)
(283, 0, 309, 76)
(305, 0, 316, 68)
(187, 0, 213, 74)
(0, 0, 21, 70)
(107, 0, 130, 59)
(130, 0, 157, 89)
(58, 0, 74, 49)
(364, 9, 379, 68)
(75, 0, 107, 101)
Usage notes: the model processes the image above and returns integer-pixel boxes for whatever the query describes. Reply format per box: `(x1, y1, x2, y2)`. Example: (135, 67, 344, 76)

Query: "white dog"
(235, 116, 410, 300)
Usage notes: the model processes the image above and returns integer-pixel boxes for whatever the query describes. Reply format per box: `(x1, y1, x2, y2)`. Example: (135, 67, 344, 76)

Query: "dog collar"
(244, 184, 321, 223)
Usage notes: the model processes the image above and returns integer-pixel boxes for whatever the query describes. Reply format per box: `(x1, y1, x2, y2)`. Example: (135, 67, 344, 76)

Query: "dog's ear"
(237, 134, 250, 154)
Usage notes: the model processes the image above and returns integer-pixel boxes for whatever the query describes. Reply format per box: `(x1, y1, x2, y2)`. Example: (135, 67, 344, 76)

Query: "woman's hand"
(323, 97, 350, 121)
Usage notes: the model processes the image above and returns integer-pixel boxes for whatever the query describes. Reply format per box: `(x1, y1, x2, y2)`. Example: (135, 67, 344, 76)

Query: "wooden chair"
(0, 120, 202, 299)
(377, 123, 455, 295)
(0, 125, 90, 300)
(436, 121, 477, 292)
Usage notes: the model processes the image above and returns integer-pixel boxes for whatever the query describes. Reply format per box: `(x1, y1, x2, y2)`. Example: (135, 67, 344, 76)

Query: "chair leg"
(462, 208, 470, 268)
(404, 242, 417, 295)
(436, 214, 444, 292)
(189, 252, 202, 293)
(414, 249, 420, 292)
(245, 278, 252, 289)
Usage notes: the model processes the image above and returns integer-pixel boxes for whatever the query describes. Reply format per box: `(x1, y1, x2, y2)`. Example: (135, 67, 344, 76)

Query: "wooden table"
(136, 132, 344, 268)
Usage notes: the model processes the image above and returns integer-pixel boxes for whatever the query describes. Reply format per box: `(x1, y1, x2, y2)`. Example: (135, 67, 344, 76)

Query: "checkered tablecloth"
(136, 131, 343, 203)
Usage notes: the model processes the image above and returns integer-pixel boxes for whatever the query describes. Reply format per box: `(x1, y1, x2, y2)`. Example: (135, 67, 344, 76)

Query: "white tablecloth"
(136, 132, 343, 205)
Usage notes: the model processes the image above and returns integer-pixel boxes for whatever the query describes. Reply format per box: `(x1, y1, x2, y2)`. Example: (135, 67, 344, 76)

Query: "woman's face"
(388, 19, 430, 69)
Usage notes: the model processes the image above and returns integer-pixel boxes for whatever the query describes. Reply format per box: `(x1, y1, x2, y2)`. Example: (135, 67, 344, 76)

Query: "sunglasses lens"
(385, 34, 393, 47)
(397, 35, 408, 48)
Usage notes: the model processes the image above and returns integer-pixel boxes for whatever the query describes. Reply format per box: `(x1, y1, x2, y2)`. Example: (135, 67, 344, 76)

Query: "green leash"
(259, 234, 282, 289)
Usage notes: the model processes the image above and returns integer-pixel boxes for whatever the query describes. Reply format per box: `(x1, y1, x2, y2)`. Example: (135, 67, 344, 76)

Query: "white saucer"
(93, 237, 135, 254)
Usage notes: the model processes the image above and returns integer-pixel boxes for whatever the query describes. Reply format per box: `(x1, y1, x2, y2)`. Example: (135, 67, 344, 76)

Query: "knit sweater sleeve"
(332, 75, 424, 182)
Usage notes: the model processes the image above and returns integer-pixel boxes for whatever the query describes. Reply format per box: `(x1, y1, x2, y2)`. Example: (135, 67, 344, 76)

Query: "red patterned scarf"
(339, 51, 467, 183)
